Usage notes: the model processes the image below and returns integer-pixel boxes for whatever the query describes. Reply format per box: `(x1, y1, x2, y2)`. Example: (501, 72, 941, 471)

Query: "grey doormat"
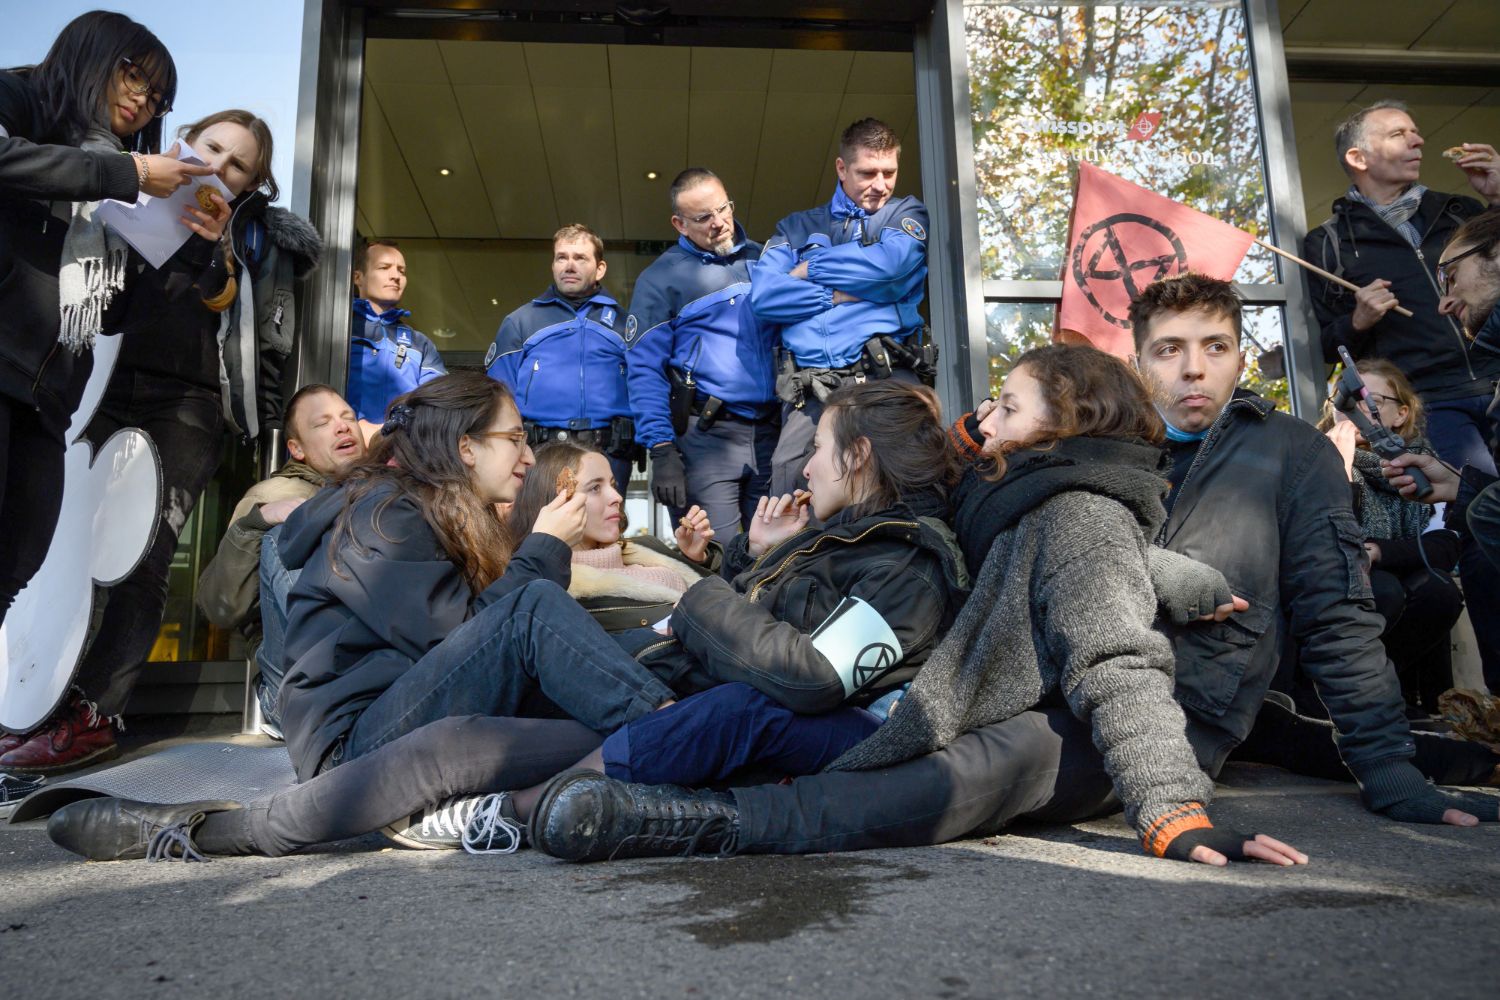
(7, 742, 295, 823)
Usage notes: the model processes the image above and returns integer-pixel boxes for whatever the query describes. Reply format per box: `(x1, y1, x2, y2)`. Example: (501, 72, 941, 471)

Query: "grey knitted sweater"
(829, 447, 1214, 847)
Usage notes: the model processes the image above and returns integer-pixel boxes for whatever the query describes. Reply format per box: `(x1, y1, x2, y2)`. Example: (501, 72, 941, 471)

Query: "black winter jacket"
(636, 491, 968, 714)
(1303, 189, 1499, 402)
(0, 70, 217, 435)
(1157, 389, 1418, 805)
(113, 191, 322, 440)
(275, 480, 578, 780)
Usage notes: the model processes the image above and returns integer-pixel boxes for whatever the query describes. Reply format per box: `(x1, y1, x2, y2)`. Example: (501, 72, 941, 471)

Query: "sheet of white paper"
(652, 614, 672, 634)
(96, 143, 233, 268)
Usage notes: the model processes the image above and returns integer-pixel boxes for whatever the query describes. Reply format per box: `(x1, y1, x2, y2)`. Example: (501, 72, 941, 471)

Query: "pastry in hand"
(1443, 146, 1468, 161)
(555, 467, 578, 500)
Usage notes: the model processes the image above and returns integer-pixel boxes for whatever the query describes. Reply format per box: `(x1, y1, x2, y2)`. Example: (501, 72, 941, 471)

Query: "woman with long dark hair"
(1, 109, 323, 774)
(0, 11, 213, 633)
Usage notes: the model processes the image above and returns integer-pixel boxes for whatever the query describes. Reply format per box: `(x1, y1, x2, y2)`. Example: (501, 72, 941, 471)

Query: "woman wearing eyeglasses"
(0, 11, 215, 631)
(1317, 358, 1465, 718)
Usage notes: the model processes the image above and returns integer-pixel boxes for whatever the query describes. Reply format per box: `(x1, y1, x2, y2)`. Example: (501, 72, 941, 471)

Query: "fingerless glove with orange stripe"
(1142, 802, 1254, 862)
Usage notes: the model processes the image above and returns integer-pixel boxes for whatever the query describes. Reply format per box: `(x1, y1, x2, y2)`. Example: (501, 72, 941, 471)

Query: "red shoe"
(0, 730, 28, 755)
(0, 695, 119, 775)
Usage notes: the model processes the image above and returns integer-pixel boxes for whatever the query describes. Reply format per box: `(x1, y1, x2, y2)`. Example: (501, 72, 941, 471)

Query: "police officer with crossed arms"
(348, 239, 447, 429)
(627, 168, 777, 535)
(751, 118, 932, 495)
(487, 224, 636, 489)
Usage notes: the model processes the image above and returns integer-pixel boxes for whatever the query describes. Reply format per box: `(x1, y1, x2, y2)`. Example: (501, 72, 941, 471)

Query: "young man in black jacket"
(1302, 100, 1500, 476)
(524, 276, 1498, 866)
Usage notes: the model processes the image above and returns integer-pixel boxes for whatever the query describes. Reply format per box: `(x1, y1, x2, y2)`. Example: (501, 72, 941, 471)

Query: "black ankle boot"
(528, 771, 739, 863)
(47, 798, 242, 862)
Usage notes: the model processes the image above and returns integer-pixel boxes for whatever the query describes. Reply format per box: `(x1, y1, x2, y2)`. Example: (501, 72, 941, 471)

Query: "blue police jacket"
(750, 184, 928, 369)
(485, 285, 629, 429)
(624, 224, 775, 449)
(347, 299, 447, 422)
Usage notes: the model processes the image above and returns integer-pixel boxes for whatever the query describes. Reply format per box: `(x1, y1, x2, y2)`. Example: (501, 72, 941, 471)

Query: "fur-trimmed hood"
(568, 538, 705, 605)
(260, 203, 323, 276)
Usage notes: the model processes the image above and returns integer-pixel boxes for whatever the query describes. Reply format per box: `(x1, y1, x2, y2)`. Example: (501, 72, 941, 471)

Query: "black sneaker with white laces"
(528, 770, 739, 863)
(381, 792, 525, 854)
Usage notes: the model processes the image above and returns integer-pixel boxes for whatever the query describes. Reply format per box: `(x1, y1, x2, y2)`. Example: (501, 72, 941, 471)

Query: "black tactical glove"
(650, 443, 687, 509)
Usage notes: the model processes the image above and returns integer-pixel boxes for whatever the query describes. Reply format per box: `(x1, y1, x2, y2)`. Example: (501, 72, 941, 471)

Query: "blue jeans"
(600, 681, 881, 787)
(256, 525, 297, 729)
(1425, 394, 1499, 478)
(340, 579, 675, 763)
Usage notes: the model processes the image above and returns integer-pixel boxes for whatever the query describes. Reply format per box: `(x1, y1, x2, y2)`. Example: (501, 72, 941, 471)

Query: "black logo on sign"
(1070, 213, 1187, 329)
(853, 642, 898, 690)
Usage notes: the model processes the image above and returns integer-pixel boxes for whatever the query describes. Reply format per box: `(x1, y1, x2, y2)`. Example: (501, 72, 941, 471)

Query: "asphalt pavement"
(1, 724, 1496, 1000)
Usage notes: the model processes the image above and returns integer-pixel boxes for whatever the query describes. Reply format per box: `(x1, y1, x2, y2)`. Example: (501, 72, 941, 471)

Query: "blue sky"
(2, 1, 306, 205)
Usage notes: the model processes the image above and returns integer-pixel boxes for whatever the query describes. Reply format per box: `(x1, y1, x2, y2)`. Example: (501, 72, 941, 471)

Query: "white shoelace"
(417, 797, 478, 840)
(461, 793, 523, 855)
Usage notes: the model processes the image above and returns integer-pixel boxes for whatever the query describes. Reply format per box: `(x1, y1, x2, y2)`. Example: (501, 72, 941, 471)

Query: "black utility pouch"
(667, 367, 695, 437)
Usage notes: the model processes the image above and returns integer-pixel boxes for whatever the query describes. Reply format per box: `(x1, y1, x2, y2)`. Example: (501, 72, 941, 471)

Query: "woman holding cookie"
(508, 442, 720, 634)
(39, 109, 326, 770)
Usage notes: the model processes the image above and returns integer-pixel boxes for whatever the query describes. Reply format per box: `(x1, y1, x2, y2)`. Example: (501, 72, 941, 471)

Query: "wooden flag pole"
(1253, 237, 1414, 317)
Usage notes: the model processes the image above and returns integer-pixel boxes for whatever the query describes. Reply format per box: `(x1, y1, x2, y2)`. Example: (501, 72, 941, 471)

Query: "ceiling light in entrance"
(438, 168, 452, 176)
(645, 171, 658, 180)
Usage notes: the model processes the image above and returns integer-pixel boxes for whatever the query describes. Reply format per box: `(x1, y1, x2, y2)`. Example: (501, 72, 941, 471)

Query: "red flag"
(1058, 163, 1255, 357)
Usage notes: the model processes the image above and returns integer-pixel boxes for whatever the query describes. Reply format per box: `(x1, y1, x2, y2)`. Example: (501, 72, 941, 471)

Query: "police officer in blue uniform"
(751, 118, 933, 495)
(486, 224, 637, 490)
(627, 168, 777, 536)
(348, 239, 447, 425)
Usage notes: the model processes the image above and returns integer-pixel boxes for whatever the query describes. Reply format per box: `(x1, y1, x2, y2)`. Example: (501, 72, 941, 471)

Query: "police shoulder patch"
(901, 217, 927, 241)
(484, 342, 498, 369)
(600, 307, 616, 329)
(624, 315, 638, 341)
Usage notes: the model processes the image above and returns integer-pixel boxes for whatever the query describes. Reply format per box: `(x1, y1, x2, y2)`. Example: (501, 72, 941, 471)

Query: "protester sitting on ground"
(522, 275, 1500, 869)
(527, 343, 1308, 867)
(43, 380, 969, 861)
(1314, 359, 1464, 717)
(195, 385, 366, 734)
(506, 442, 719, 633)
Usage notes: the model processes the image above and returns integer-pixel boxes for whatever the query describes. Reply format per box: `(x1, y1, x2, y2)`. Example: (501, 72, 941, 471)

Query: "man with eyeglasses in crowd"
(751, 117, 931, 496)
(626, 168, 776, 534)
(487, 224, 637, 491)
(1386, 207, 1500, 693)
(1303, 101, 1500, 475)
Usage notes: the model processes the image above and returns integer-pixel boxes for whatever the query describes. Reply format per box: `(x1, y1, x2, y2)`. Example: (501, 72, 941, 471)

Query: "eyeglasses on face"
(473, 428, 528, 446)
(1365, 391, 1401, 409)
(118, 58, 171, 119)
(679, 201, 734, 227)
(1436, 242, 1489, 294)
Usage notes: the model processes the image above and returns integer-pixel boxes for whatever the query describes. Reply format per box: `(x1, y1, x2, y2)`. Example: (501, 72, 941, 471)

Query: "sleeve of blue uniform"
(806, 228, 928, 304)
(749, 241, 834, 323)
(625, 279, 678, 449)
(418, 337, 448, 384)
(486, 317, 524, 391)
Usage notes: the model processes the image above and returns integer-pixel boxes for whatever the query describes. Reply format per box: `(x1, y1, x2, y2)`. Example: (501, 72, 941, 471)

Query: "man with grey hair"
(625, 168, 777, 535)
(1302, 100, 1500, 478)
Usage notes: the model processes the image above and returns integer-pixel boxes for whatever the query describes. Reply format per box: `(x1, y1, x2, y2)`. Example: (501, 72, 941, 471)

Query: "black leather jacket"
(1158, 390, 1415, 779)
(633, 493, 968, 714)
(1303, 188, 1499, 402)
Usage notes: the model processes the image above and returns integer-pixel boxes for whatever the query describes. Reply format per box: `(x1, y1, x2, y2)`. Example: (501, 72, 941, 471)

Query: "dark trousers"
(1463, 484, 1500, 692)
(330, 580, 675, 766)
(1425, 394, 1499, 479)
(732, 708, 1119, 855)
(76, 372, 224, 716)
(0, 400, 65, 627)
(255, 525, 295, 728)
(673, 416, 777, 536)
(600, 682, 881, 787)
(1369, 567, 1464, 711)
(201, 715, 601, 856)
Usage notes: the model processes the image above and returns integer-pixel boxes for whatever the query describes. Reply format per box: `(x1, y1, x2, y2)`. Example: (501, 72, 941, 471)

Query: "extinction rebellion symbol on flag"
(1071, 213, 1188, 329)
